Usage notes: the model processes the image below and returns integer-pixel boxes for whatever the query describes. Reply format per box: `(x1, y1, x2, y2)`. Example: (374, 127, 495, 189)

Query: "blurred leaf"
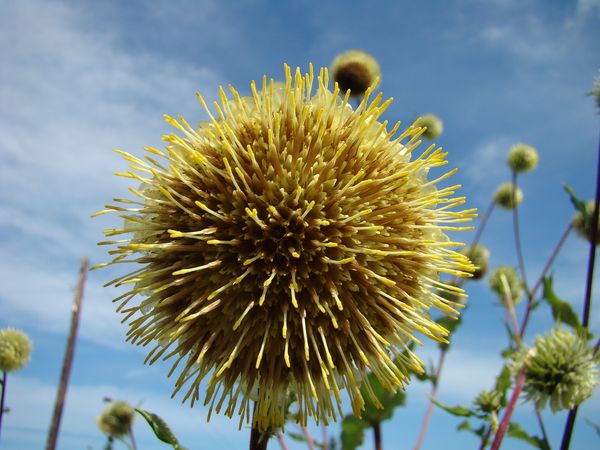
(585, 418, 600, 437)
(507, 422, 550, 450)
(563, 184, 588, 215)
(542, 277, 582, 331)
(287, 431, 307, 443)
(361, 368, 406, 423)
(432, 399, 477, 418)
(457, 420, 487, 438)
(503, 321, 518, 345)
(135, 408, 187, 450)
(436, 306, 468, 350)
(340, 415, 366, 450)
(495, 365, 512, 397)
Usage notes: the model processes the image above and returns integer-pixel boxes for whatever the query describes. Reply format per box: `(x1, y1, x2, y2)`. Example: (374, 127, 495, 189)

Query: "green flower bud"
(416, 113, 443, 140)
(474, 389, 504, 414)
(588, 70, 600, 112)
(507, 143, 538, 173)
(97, 401, 135, 438)
(494, 182, 523, 209)
(489, 266, 523, 305)
(331, 50, 380, 98)
(0, 328, 32, 373)
(572, 200, 600, 245)
(517, 329, 599, 412)
(461, 244, 490, 280)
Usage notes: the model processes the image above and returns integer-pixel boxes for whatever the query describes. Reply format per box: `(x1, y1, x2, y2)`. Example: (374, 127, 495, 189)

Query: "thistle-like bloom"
(507, 143, 538, 173)
(572, 200, 600, 245)
(494, 182, 523, 209)
(461, 244, 490, 280)
(415, 114, 443, 140)
(0, 328, 32, 373)
(514, 328, 599, 412)
(97, 401, 135, 438)
(94, 66, 475, 430)
(331, 50, 380, 98)
(489, 266, 523, 305)
(474, 389, 503, 414)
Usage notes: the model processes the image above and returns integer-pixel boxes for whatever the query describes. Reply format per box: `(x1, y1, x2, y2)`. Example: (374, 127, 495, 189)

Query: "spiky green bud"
(416, 114, 443, 140)
(494, 182, 523, 209)
(474, 389, 504, 414)
(489, 266, 523, 305)
(0, 328, 32, 373)
(516, 329, 599, 412)
(461, 244, 490, 280)
(572, 200, 600, 245)
(97, 401, 135, 438)
(507, 143, 538, 173)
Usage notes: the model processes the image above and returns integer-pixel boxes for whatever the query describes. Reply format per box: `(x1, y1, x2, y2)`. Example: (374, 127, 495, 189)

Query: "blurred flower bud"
(494, 182, 523, 209)
(507, 143, 538, 173)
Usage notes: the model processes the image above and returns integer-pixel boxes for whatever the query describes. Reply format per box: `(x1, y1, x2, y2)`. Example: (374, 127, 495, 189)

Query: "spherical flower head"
(331, 50, 380, 98)
(488, 266, 523, 305)
(0, 328, 32, 373)
(415, 114, 443, 140)
(97, 401, 135, 438)
(494, 182, 523, 209)
(95, 65, 475, 430)
(507, 143, 538, 173)
(474, 389, 503, 414)
(572, 200, 600, 245)
(461, 244, 490, 280)
(517, 329, 599, 412)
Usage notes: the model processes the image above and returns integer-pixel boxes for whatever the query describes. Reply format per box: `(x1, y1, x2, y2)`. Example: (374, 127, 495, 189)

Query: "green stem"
(0, 371, 6, 441)
(560, 129, 600, 450)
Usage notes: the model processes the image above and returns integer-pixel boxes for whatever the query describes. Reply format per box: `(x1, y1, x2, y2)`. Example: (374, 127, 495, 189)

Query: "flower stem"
(472, 200, 496, 248)
(412, 349, 447, 450)
(560, 129, 600, 450)
(301, 425, 315, 450)
(321, 422, 328, 450)
(373, 421, 383, 450)
(512, 172, 529, 291)
(249, 403, 269, 450)
(275, 430, 288, 450)
(490, 367, 527, 450)
(129, 425, 138, 450)
(0, 371, 6, 441)
(534, 407, 550, 450)
(46, 258, 89, 450)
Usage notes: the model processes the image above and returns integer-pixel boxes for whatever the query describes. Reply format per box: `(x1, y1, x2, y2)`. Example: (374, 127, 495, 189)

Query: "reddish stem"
(490, 367, 527, 450)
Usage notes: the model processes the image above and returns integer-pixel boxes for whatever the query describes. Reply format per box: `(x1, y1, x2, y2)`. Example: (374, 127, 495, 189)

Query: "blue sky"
(0, 0, 599, 449)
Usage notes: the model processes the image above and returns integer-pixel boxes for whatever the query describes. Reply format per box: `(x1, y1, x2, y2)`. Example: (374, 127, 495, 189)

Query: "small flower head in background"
(97, 401, 135, 438)
(473, 389, 504, 414)
(331, 50, 380, 98)
(461, 244, 490, 280)
(488, 266, 523, 305)
(94, 65, 475, 430)
(587, 70, 600, 112)
(514, 328, 599, 412)
(507, 143, 538, 174)
(415, 114, 443, 140)
(0, 328, 32, 373)
(494, 182, 523, 210)
(572, 200, 600, 245)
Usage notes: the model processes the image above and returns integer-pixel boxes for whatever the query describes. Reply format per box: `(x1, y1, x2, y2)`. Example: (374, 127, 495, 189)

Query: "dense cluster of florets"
(97, 401, 135, 438)
(0, 328, 32, 373)
(331, 50, 381, 98)
(507, 143, 538, 173)
(494, 182, 523, 210)
(488, 266, 523, 305)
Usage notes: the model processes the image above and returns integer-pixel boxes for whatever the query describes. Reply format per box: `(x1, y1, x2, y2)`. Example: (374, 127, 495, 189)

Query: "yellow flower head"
(331, 50, 380, 98)
(94, 65, 475, 430)
(0, 328, 32, 373)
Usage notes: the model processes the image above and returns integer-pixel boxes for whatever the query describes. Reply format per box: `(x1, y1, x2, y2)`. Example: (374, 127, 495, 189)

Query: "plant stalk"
(490, 367, 527, 450)
(249, 403, 269, 450)
(0, 371, 6, 441)
(45, 258, 89, 450)
(373, 420, 382, 450)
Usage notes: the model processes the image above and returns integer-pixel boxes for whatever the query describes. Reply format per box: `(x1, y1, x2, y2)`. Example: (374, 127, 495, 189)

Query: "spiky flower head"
(507, 143, 538, 173)
(0, 328, 32, 373)
(572, 200, 600, 245)
(513, 328, 599, 412)
(97, 401, 135, 438)
(94, 65, 475, 430)
(494, 182, 523, 209)
(331, 50, 380, 98)
(461, 244, 490, 280)
(588, 70, 600, 112)
(474, 389, 504, 414)
(489, 266, 523, 305)
(415, 114, 443, 140)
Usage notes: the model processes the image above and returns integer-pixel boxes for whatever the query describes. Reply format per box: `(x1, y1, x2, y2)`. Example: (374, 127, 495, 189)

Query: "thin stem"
(129, 425, 138, 450)
(560, 129, 600, 450)
(0, 371, 6, 441)
(472, 200, 496, 248)
(534, 407, 550, 449)
(275, 430, 288, 450)
(412, 349, 447, 450)
(301, 425, 315, 450)
(478, 426, 493, 450)
(511, 172, 529, 291)
(373, 421, 383, 450)
(490, 367, 527, 450)
(321, 422, 328, 450)
(46, 258, 89, 450)
(249, 403, 269, 450)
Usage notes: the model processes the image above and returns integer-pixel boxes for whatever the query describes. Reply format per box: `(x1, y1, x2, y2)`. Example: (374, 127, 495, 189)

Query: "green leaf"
(457, 420, 487, 438)
(563, 184, 588, 215)
(585, 418, 600, 437)
(507, 422, 550, 450)
(340, 415, 366, 450)
(542, 277, 582, 331)
(135, 408, 186, 450)
(360, 364, 407, 423)
(495, 365, 512, 397)
(432, 399, 477, 418)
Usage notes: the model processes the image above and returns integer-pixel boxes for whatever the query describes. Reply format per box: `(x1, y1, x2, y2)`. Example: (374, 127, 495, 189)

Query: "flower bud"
(507, 143, 538, 173)
(461, 244, 490, 280)
(488, 266, 523, 305)
(474, 389, 503, 413)
(572, 200, 600, 245)
(494, 182, 523, 209)
(416, 114, 443, 140)
(331, 50, 380, 98)
(0, 328, 32, 373)
(97, 401, 135, 438)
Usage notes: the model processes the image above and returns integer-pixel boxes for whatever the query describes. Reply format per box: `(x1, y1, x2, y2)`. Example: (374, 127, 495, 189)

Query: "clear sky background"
(1, 0, 599, 449)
